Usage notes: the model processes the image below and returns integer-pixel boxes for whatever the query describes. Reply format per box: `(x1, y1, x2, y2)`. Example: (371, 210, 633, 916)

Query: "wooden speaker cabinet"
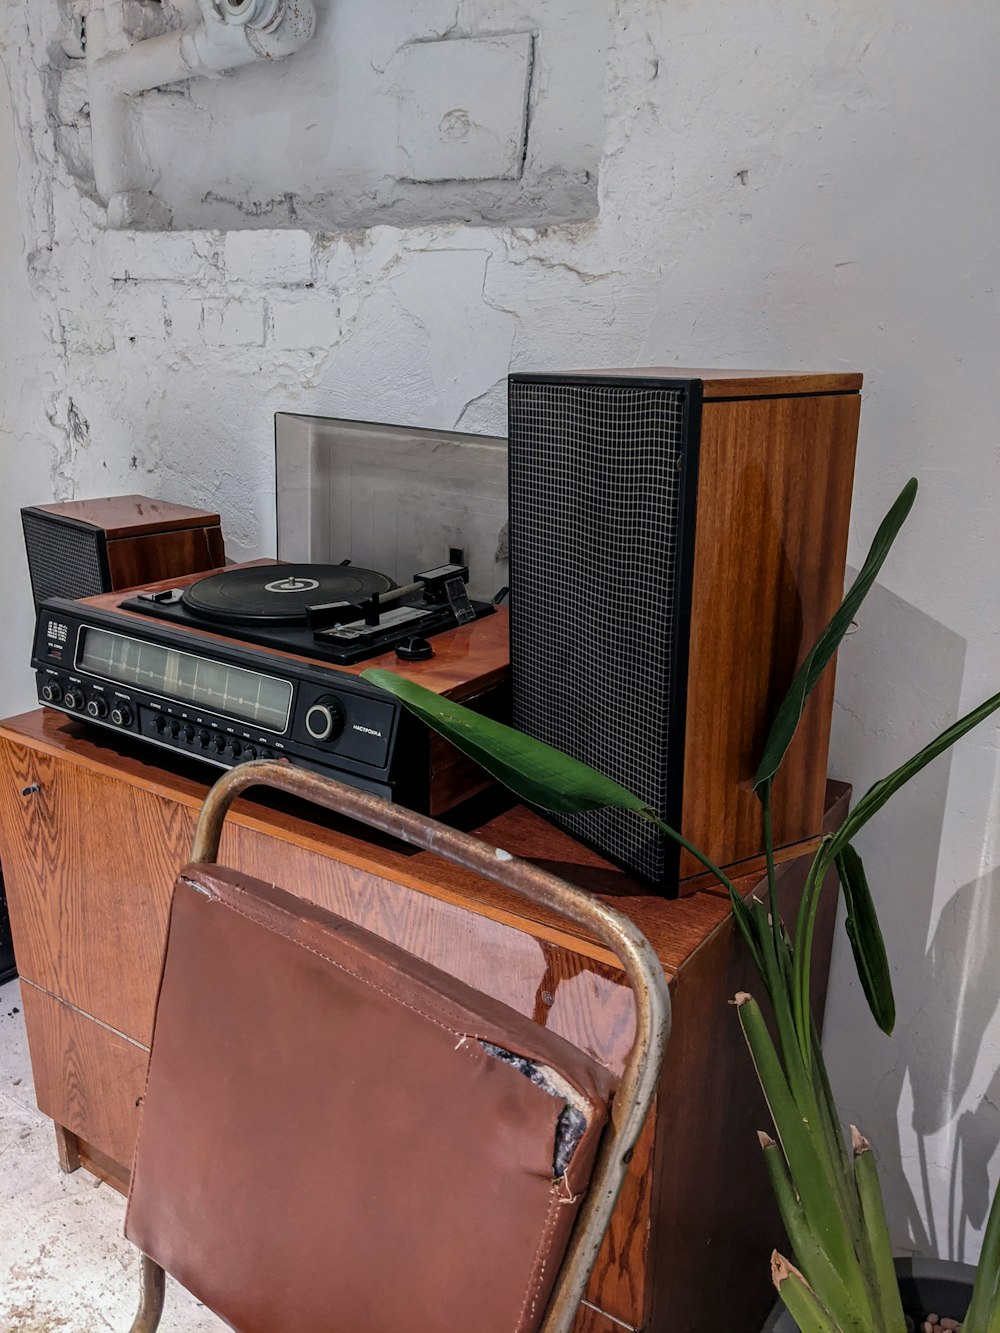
(508, 368, 862, 893)
(21, 494, 225, 604)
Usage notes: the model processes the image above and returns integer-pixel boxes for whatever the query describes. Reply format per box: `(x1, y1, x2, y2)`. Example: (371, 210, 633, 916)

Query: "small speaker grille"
(509, 380, 690, 884)
(22, 511, 106, 604)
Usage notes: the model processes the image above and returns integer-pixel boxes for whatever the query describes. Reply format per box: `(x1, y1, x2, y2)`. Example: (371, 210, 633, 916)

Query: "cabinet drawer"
(22, 982, 148, 1170)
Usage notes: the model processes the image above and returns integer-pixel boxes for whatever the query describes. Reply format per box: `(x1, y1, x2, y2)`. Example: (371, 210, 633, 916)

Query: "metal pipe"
(84, 0, 316, 226)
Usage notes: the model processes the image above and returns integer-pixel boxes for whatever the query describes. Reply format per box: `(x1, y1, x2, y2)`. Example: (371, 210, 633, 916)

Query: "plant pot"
(761, 1257, 977, 1331)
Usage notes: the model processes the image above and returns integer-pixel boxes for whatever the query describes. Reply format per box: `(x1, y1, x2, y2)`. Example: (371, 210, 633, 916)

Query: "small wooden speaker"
(21, 495, 226, 605)
(508, 368, 862, 894)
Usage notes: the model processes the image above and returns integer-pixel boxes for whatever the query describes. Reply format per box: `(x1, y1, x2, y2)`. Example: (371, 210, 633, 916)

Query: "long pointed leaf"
(962, 1168, 1000, 1333)
(737, 994, 859, 1279)
(835, 845, 895, 1036)
(759, 1134, 874, 1331)
(362, 669, 649, 816)
(833, 689, 1000, 855)
(771, 1254, 845, 1333)
(852, 1129, 907, 1332)
(754, 478, 918, 792)
(365, 668, 741, 901)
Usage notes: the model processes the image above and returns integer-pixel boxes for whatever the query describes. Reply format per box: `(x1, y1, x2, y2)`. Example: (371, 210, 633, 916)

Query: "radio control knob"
(110, 704, 132, 727)
(64, 689, 84, 711)
(154, 715, 168, 734)
(258, 748, 273, 761)
(197, 729, 211, 749)
(305, 697, 345, 743)
(225, 740, 242, 760)
(211, 734, 226, 753)
(243, 745, 257, 761)
(40, 681, 63, 704)
(183, 724, 195, 742)
(86, 697, 109, 719)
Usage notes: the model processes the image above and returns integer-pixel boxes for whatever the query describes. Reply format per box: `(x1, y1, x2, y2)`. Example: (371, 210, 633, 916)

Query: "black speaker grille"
(22, 511, 106, 604)
(509, 380, 692, 884)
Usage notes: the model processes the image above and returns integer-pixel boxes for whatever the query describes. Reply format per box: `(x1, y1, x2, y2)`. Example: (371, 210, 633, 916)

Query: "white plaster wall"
(1, 0, 1000, 1266)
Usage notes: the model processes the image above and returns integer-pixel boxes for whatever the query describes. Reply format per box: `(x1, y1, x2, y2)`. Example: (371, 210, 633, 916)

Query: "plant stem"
(761, 778, 783, 960)
(852, 1129, 907, 1332)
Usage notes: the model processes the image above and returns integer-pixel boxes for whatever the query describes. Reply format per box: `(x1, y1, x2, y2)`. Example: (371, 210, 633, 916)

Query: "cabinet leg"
(54, 1122, 81, 1174)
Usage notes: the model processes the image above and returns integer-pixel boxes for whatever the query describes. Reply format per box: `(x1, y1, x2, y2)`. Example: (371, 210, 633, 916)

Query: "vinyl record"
(181, 564, 396, 626)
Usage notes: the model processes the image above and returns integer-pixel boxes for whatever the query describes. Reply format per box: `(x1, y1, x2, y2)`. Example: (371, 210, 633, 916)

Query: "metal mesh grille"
(508, 380, 689, 884)
(21, 511, 105, 604)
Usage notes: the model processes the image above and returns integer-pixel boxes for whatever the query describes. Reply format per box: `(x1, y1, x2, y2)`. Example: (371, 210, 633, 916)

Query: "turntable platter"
(181, 564, 397, 627)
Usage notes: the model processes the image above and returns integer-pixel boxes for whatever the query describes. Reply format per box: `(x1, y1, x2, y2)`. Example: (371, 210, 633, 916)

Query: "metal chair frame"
(128, 760, 672, 1333)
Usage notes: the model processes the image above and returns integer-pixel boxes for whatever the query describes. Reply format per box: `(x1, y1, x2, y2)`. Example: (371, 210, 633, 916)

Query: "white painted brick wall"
(102, 231, 218, 283)
(202, 298, 267, 347)
(268, 295, 341, 349)
(224, 231, 314, 287)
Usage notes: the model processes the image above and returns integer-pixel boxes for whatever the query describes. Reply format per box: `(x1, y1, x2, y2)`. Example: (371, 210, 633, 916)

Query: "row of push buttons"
(152, 714, 273, 763)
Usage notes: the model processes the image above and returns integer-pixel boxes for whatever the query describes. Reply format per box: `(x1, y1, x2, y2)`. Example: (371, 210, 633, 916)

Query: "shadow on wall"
(824, 576, 1000, 1260)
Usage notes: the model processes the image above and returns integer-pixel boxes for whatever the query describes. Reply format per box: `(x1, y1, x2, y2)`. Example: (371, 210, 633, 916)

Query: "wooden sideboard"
(0, 709, 847, 1333)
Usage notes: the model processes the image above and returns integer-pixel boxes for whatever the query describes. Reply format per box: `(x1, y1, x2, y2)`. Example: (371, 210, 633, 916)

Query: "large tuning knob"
(304, 696, 345, 743)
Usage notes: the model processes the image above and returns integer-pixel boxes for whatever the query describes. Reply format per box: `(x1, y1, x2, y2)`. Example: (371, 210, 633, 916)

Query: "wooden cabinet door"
(0, 737, 194, 1044)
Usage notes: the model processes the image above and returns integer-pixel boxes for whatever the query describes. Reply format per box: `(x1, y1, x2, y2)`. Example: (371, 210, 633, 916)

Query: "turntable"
(123, 559, 494, 665)
(30, 559, 509, 816)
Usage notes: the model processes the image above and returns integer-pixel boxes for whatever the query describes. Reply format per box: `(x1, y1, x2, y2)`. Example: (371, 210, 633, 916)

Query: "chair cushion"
(125, 866, 618, 1333)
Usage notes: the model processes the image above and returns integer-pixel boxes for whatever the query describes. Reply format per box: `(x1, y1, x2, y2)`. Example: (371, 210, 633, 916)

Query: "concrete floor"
(0, 979, 226, 1331)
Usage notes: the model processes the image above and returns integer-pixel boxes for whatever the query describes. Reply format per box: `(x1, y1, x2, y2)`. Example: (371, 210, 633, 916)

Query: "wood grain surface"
(680, 390, 860, 877)
(561, 368, 862, 398)
(105, 524, 225, 591)
(21, 981, 148, 1170)
(0, 711, 739, 978)
(27, 494, 221, 539)
(0, 709, 850, 1332)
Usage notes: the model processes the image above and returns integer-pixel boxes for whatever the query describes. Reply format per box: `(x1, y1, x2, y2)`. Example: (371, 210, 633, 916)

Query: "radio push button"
(305, 697, 346, 742)
(86, 697, 109, 720)
(64, 689, 84, 711)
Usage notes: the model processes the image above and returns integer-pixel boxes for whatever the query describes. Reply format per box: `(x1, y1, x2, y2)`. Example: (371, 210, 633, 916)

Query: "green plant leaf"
(362, 669, 649, 816)
(754, 478, 918, 793)
(737, 995, 859, 1280)
(834, 845, 895, 1036)
(852, 1128, 907, 1332)
(759, 1133, 874, 1331)
(771, 1254, 845, 1333)
(960, 1160, 1000, 1333)
(832, 690, 1000, 859)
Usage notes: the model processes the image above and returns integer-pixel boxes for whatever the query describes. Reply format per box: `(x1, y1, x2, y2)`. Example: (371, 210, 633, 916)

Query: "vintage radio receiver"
(31, 562, 508, 816)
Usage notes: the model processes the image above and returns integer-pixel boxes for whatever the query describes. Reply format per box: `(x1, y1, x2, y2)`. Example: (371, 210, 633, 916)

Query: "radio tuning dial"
(305, 696, 345, 743)
(86, 697, 109, 720)
(64, 689, 84, 711)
